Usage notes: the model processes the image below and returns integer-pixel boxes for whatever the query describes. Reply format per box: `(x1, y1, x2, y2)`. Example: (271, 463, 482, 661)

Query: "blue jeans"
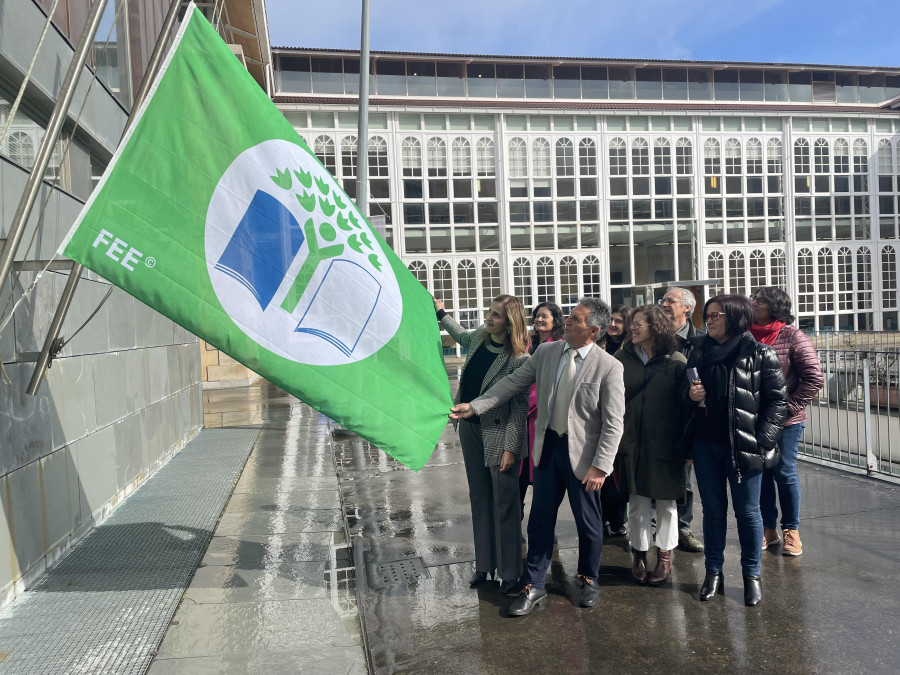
(692, 439, 763, 577)
(760, 423, 804, 531)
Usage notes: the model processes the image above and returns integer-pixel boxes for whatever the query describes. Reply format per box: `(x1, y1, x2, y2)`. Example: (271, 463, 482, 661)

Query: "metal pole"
(27, 0, 183, 395)
(0, 0, 109, 301)
(355, 0, 370, 216)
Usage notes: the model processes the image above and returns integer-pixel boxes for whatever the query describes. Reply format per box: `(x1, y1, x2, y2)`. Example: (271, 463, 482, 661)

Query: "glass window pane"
(279, 56, 311, 92)
(376, 60, 406, 96)
(635, 68, 662, 99)
(496, 64, 525, 98)
(525, 64, 552, 98)
(407, 61, 436, 96)
(581, 66, 608, 99)
(688, 69, 712, 100)
(311, 57, 345, 94)
(467, 63, 496, 97)
(714, 71, 740, 101)
(608, 67, 634, 99)
(437, 62, 466, 96)
(789, 72, 812, 102)
(740, 70, 764, 101)
(553, 65, 581, 98)
(764, 71, 788, 101)
(662, 69, 688, 100)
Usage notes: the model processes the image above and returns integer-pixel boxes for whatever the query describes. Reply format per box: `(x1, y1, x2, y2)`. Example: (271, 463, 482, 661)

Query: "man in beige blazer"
(452, 297, 625, 615)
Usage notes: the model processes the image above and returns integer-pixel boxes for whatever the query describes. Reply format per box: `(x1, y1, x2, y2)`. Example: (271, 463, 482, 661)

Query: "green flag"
(59, 4, 451, 470)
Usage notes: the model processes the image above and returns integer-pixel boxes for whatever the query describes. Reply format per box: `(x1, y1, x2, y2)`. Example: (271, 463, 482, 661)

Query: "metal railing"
(804, 331, 900, 352)
(801, 347, 900, 482)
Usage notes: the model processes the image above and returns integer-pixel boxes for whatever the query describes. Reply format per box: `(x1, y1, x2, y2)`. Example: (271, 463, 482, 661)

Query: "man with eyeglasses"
(658, 287, 705, 554)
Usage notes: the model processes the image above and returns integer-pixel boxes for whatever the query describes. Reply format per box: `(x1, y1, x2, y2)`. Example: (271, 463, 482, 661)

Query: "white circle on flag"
(205, 139, 401, 366)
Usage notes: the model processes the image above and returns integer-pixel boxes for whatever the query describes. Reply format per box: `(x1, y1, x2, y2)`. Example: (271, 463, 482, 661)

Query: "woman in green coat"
(615, 305, 688, 587)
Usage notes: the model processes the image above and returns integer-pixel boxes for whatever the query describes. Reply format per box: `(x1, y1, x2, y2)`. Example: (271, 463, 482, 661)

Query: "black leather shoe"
(743, 575, 762, 606)
(578, 575, 601, 607)
(469, 571, 491, 588)
(508, 585, 548, 616)
(499, 578, 521, 595)
(698, 571, 725, 601)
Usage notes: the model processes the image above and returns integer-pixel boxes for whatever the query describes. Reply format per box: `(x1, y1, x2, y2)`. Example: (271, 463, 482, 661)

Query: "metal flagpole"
(0, 0, 109, 305)
(27, 0, 183, 396)
(355, 0, 370, 216)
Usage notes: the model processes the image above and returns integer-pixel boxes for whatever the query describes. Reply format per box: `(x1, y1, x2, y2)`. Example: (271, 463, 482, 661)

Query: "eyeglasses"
(704, 312, 723, 323)
(750, 295, 768, 304)
(630, 322, 646, 329)
(657, 297, 680, 306)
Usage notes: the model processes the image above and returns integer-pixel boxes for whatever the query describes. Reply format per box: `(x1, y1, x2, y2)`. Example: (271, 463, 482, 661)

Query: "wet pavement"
(155, 374, 899, 674)
(334, 366, 900, 675)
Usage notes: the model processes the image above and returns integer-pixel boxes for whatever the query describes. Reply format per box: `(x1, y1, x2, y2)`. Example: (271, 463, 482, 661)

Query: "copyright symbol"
(145, 257, 156, 268)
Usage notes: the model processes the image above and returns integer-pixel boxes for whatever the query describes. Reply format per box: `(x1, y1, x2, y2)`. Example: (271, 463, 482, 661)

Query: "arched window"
(728, 250, 745, 296)
(579, 139, 597, 176)
(797, 248, 814, 312)
(481, 259, 500, 306)
(314, 135, 336, 175)
(853, 139, 869, 175)
(837, 247, 853, 311)
(654, 138, 671, 175)
(632, 138, 649, 175)
(560, 256, 578, 308)
(340, 135, 358, 178)
(452, 138, 472, 177)
(609, 138, 627, 176)
(857, 247, 872, 310)
(427, 138, 447, 177)
(767, 139, 783, 175)
(675, 137, 693, 175)
(794, 138, 810, 174)
(814, 138, 830, 174)
(433, 260, 453, 309)
(881, 245, 897, 308)
(582, 255, 601, 296)
(746, 138, 762, 174)
(476, 137, 495, 176)
(457, 260, 477, 326)
(368, 136, 388, 177)
(704, 139, 721, 175)
(536, 256, 556, 303)
(8, 131, 35, 168)
(878, 139, 893, 176)
(513, 257, 533, 307)
(508, 137, 527, 178)
(533, 138, 551, 177)
(749, 250, 766, 290)
(770, 249, 786, 288)
(724, 138, 742, 175)
(834, 139, 850, 174)
(408, 260, 427, 288)
(402, 137, 422, 176)
(708, 251, 724, 296)
(556, 138, 574, 177)
(817, 249, 834, 311)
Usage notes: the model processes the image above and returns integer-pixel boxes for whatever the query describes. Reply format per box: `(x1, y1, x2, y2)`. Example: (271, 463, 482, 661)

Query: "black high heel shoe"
(469, 571, 494, 588)
(698, 571, 725, 601)
(743, 575, 762, 606)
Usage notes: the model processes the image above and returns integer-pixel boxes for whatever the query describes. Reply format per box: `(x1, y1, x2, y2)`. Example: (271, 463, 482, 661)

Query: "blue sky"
(265, 0, 900, 67)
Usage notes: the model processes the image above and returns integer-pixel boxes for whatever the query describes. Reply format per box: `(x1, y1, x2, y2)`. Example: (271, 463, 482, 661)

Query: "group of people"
(435, 284, 823, 615)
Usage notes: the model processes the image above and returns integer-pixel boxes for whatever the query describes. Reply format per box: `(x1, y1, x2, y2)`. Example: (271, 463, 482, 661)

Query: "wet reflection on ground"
(336, 367, 900, 674)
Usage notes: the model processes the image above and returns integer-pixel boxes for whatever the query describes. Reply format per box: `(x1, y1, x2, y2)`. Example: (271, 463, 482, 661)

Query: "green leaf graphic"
(270, 168, 292, 190)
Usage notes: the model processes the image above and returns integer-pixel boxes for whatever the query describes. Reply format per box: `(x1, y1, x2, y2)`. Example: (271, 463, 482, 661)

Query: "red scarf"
(750, 320, 785, 346)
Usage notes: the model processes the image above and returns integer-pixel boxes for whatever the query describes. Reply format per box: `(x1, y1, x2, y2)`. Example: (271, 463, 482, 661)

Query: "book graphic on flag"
(214, 190, 304, 310)
(296, 259, 382, 357)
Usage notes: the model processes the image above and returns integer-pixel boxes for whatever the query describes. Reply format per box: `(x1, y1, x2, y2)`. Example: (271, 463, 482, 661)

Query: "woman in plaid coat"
(434, 294, 530, 595)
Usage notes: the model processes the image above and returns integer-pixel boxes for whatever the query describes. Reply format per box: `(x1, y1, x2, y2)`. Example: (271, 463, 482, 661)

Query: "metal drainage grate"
(373, 557, 430, 586)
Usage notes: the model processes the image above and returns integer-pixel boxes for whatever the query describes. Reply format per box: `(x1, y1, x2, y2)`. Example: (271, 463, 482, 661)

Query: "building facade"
(272, 49, 900, 332)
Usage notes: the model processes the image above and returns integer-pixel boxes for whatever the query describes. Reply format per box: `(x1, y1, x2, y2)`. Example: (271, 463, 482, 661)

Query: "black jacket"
(675, 322, 706, 360)
(682, 332, 788, 479)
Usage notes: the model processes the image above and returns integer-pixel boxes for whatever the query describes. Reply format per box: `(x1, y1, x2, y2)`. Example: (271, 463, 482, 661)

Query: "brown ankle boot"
(631, 547, 648, 584)
(649, 548, 672, 586)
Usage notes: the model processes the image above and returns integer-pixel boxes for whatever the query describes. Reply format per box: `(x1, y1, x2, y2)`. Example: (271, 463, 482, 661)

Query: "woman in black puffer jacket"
(683, 294, 787, 607)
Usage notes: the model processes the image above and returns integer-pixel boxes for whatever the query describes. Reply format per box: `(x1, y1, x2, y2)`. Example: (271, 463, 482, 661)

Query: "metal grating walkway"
(0, 426, 260, 674)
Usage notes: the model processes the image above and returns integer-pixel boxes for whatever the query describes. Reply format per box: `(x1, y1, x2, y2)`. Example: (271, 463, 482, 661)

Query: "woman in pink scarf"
(519, 302, 564, 513)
